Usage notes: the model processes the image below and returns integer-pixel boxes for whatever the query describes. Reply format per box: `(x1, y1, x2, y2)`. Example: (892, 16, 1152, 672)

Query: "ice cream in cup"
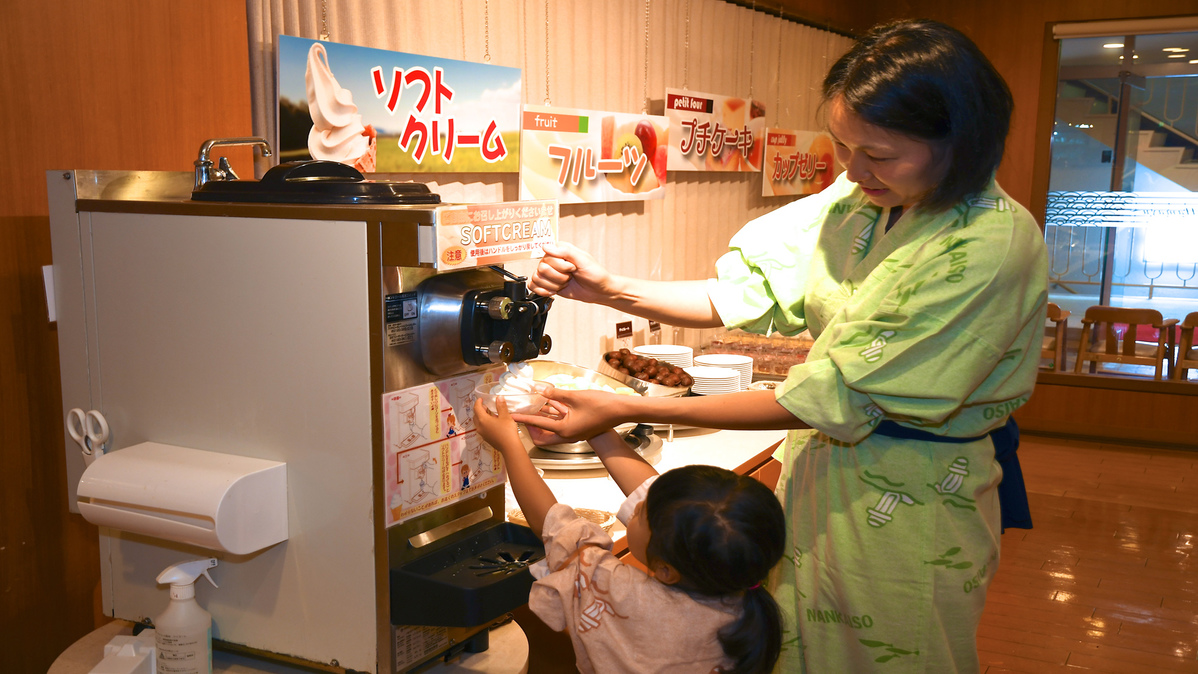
(476, 362, 551, 416)
(305, 42, 375, 171)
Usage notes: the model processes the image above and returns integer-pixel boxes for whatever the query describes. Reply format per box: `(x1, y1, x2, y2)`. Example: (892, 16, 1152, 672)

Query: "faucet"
(193, 137, 273, 190)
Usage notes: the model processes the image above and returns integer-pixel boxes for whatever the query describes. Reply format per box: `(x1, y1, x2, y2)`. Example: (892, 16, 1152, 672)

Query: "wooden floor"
(980, 433, 1198, 673)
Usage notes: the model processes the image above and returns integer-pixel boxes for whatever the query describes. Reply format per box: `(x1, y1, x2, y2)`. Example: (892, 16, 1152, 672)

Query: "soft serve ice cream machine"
(48, 152, 557, 672)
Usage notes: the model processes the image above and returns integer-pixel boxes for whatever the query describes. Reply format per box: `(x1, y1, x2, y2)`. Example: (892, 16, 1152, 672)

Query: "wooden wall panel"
(1015, 382, 1198, 449)
(0, 1, 253, 671)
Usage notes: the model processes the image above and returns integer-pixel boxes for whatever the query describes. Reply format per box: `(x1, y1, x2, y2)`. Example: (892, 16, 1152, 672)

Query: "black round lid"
(191, 160, 441, 205)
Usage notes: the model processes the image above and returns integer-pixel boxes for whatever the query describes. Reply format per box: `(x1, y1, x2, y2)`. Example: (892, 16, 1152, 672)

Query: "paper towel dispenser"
(76, 442, 288, 555)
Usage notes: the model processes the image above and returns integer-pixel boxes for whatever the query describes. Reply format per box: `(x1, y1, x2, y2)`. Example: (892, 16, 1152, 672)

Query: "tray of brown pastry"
(597, 349, 691, 397)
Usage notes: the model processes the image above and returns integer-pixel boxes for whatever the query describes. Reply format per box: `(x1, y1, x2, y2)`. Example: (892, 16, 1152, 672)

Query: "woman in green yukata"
(514, 18, 1047, 674)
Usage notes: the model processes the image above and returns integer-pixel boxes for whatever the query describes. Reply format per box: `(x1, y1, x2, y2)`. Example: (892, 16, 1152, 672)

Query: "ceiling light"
(1103, 43, 1124, 49)
(1190, 59, 1198, 64)
(1162, 47, 1189, 52)
(1169, 54, 1187, 58)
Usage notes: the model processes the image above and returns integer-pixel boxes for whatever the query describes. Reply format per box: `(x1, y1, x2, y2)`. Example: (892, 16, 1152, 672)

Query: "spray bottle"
(154, 558, 218, 674)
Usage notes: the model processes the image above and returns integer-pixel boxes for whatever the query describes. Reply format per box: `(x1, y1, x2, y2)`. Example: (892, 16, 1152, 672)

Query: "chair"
(1173, 312, 1198, 381)
(1073, 306, 1178, 381)
(1040, 302, 1070, 372)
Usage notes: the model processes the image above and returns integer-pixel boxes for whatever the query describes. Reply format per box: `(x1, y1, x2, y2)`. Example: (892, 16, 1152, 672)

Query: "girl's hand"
(527, 242, 621, 304)
(478, 396, 560, 538)
(473, 396, 522, 451)
(511, 388, 623, 441)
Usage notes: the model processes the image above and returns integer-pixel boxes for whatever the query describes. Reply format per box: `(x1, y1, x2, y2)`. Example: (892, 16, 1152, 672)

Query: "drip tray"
(390, 522, 544, 627)
(524, 426, 663, 471)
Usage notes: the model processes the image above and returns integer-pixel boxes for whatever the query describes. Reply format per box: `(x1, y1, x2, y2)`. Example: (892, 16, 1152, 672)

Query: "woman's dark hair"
(645, 465, 786, 674)
(822, 19, 1014, 212)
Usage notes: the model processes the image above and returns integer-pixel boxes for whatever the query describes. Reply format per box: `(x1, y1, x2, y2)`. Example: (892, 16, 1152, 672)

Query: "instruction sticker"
(382, 368, 506, 527)
(384, 292, 418, 346)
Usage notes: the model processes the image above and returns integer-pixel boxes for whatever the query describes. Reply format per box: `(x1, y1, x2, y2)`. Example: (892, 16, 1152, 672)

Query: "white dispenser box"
(77, 443, 287, 555)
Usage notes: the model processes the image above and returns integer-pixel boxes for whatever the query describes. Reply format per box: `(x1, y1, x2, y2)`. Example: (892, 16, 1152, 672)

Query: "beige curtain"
(246, 0, 852, 365)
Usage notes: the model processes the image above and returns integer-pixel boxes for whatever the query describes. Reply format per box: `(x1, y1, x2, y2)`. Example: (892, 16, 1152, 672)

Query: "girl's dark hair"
(822, 19, 1014, 213)
(645, 465, 786, 674)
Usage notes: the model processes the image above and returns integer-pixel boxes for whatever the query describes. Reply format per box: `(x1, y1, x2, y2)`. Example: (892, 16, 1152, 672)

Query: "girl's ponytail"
(645, 465, 786, 674)
(719, 584, 784, 674)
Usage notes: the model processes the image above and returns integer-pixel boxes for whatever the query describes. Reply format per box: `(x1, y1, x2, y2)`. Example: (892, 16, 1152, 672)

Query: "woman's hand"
(528, 242, 622, 304)
(523, 422, 573, 447)
(529, 242, 725, 328)
(511, 388, 626, 442)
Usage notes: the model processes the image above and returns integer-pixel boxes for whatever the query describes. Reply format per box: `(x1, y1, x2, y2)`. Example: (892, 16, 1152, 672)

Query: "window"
(1046, 20, 1198, 377)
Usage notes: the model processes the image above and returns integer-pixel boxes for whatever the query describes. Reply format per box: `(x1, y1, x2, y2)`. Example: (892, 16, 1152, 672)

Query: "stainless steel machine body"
(48, 167, 555, 672)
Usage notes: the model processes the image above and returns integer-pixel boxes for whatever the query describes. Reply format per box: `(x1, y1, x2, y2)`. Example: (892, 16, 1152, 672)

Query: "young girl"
(474, 396, 786, 674)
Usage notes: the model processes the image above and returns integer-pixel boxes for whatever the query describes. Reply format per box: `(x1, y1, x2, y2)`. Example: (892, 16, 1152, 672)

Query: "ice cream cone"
(352, 125, 378, 173)
(389, 492, 404, 522)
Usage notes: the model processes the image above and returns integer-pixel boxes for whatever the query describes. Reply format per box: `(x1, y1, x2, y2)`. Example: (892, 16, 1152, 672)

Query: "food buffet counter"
(511, 427, 789, 542)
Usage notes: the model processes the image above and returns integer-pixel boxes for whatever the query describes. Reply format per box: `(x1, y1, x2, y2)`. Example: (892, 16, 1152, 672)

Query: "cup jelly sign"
(761, 129, 840, 197)
(277, 35, 522, 173)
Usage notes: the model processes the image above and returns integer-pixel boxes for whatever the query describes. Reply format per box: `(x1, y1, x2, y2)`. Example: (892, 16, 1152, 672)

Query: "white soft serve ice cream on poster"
(305, 42, 377, 172)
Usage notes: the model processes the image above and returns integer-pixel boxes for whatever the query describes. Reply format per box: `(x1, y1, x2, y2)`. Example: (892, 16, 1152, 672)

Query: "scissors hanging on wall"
(67, 408, 110, 465)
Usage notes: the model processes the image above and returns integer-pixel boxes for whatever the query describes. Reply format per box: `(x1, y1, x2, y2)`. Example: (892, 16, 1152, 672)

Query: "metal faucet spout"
(193, 137, 273, 190)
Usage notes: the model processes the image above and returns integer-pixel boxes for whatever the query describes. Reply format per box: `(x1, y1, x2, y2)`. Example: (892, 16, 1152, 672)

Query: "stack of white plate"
(694, 353, 754, 390)
(683, 366, 740, 395)
(632, 344, 694, 368)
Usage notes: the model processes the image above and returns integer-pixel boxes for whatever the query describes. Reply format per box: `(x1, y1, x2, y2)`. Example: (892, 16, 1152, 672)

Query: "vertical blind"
(247, 0, 852, 366)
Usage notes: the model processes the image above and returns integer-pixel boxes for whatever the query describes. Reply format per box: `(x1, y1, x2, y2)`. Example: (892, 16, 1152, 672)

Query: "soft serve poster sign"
(277, 36, 521, 173)
(520, 105, 669, 203)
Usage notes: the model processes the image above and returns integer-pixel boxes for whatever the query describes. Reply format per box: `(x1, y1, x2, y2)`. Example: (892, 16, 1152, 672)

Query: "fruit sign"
(665, 88, 765, 172)
(519, 104, 669, 203)
(761, 129, 842, 197)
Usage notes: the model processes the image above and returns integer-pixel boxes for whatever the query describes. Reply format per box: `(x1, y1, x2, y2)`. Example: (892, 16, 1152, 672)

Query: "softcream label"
(433, 200, 558, 270)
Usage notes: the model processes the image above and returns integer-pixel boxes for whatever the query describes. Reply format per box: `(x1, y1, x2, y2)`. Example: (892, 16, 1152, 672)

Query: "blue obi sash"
(872, 417, 1032, 532)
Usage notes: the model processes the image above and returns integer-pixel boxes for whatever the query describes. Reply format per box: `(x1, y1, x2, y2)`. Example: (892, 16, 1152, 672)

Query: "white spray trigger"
(157, 558, 219, 590)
